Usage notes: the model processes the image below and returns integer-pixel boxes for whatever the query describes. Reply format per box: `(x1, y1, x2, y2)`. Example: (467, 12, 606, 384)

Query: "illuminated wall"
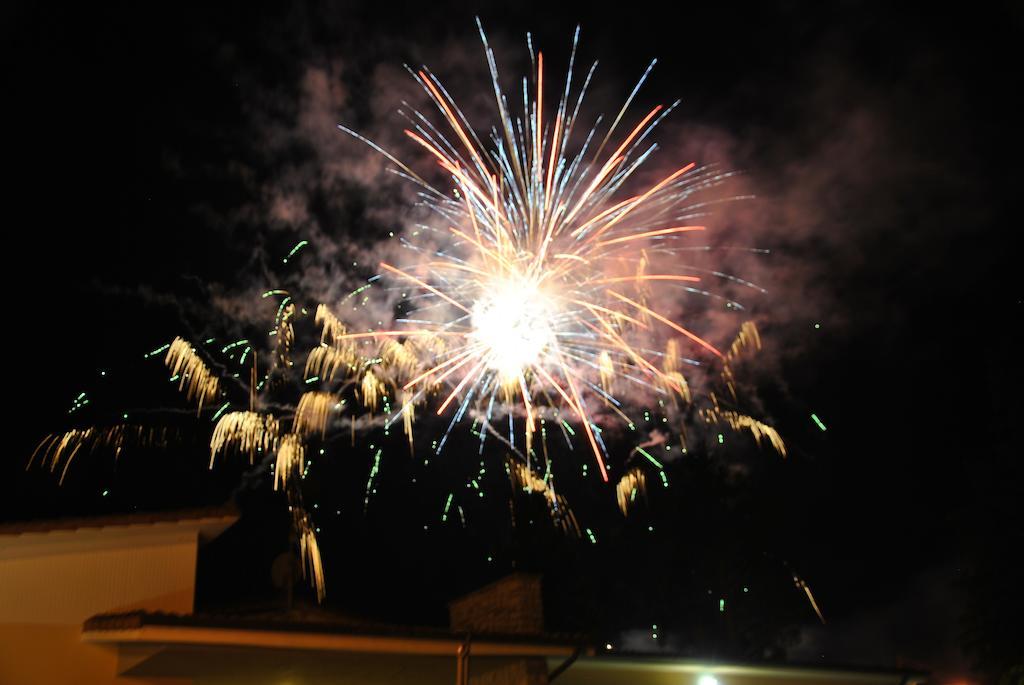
(0, 516, 234, 685)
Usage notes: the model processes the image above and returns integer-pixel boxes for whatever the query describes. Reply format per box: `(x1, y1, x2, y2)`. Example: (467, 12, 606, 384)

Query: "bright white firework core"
(471, 279, 555, 380)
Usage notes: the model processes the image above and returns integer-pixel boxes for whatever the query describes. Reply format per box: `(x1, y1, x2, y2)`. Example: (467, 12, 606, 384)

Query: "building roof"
(0, 504, 237, 537)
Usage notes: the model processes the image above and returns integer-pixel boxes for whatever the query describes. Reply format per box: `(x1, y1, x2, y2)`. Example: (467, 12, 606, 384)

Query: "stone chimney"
(449, 573, 544, 635)
(449, 574, 549, 685)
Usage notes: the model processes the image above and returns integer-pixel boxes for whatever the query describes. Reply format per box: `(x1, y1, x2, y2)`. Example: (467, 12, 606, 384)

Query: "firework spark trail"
(293, 391, 338, 437)
(293, 505, 326, 602)
(275, 433, 305, 490)
(29, 425, 173, 485)
(508, 458, 581, 537)
(210, 411, 279, 466)
(165, 337, 220, 412)
(616, 466, 647, 515)
(789, 570, 827, 625)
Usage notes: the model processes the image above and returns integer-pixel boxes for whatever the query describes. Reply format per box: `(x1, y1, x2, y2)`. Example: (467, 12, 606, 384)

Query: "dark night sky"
(5, 2, 1022, 683)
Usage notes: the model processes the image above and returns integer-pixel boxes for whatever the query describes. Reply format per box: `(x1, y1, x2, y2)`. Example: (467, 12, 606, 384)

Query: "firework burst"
(29, 23, 790, 605)
(333, 21, 775, 486)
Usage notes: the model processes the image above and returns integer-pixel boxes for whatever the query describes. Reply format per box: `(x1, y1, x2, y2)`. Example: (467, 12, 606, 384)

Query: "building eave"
(81, 611, 587, 659)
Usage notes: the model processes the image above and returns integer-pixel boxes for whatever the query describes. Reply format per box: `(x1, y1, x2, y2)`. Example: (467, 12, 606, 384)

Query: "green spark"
(282, 240, 309, 263)
(221, 339, 248, 353)
(636, 447, 663, 469)
(811, 413, 828, 432)
(211, 402, 231, 422)
(275, 297, 293, 324)
(144, 342, 170, 359)
(442, 493, 453, 522)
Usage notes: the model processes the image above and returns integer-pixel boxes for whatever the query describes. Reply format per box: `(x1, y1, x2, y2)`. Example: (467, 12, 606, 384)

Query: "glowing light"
(698, 676, 719, 685)
(811, 413, 827, 432)
(470, 279, 555, 381)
